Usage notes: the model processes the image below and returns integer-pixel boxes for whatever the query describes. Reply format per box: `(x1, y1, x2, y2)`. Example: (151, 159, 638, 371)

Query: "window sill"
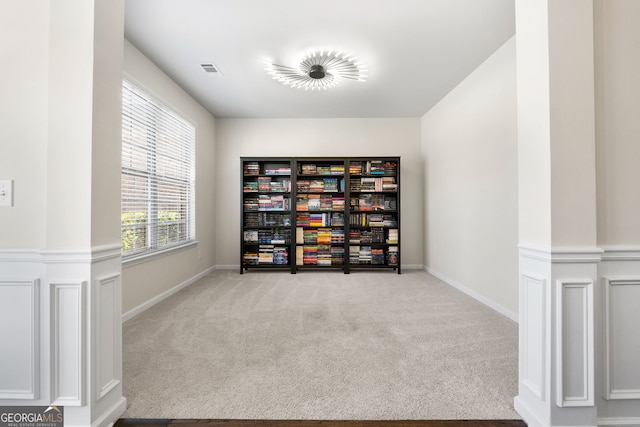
(122, 240, 199, 269)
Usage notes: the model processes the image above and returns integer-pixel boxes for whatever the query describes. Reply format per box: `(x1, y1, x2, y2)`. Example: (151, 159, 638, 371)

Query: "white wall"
(214, 118, 423, 268)
(595, 0, 640, 247)
(594, 1, 640, 423)
(0, 1, 49, 249)
(122, 41, 217, 315)
(421, 37, 518, 319)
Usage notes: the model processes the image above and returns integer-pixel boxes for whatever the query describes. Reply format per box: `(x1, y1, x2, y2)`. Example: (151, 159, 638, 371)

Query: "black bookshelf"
(241, 156, 400, 274)
(240, 158, 294, 273)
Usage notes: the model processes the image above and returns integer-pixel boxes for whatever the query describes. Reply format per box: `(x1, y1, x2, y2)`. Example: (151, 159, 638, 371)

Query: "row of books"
(296, 227, 345, 245)
(244, 195, 291, 211)
(296, 178, 344, 193)
(243, 162, 291, 176)
(244, 212, 291, 227)
(243, 177, 291, 192)
(349, 161, 397, 176)
(296, 245, 344, 266)
(349, 213, 398, 227)
(349, 194, 397, 211)
(243, 228, 291, 244)
(296, 212, 344, 227)
(349, 246, 398, 265)
(350, 177, 397, 192)
(296, 194, 345, 211)
(243, 246, 289, 265)
(349, 229, 385, 244)
(298, 164, 344, 175)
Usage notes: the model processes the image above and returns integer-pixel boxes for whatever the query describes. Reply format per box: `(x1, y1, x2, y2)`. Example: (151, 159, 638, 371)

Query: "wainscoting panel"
(0, 279, 40, 399)
(97, 273, 121, 400)
(50, 281, 86, 406)
(520, 273, 546, 400)
(604, 278, 640, 400)
(555, 280, 594, 407)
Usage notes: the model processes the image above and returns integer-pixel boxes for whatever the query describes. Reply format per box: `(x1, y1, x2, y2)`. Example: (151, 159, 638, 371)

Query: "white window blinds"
(121, 79, 195, 257)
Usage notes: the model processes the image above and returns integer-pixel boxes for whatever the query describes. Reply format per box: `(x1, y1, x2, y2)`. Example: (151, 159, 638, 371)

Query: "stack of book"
(383, 162, 397, 175)
(369, 160, 385, 175)
(243, 162, 260, 175)
(258, 245, 274, 264)
(349, 161, 362, 175)
(303, 229, 317, 244)
(272, 247, 288, 265)
(372, 228, 385, 243)
(258, 195, 289, 211)
(317, 228, 332, 245)
(387, 229, 398, 244)
(331, 212, 344, 226)
(317, 245, 332, 266)
(243, 181, 258, 192)
(264, 167, 291, 175)
(382, 177, 397, 192)
(349, 246, 360, 264)
(303, 245, 318, 264)
(270, 179, 290, 192)
(383, 214, 397, 227)
(300, 164, 316, 174)
(243, 251, 258, 265)
(331, 229, 345, 244)
(358, 246, 372, 264)
(331, 246, 344, 265)
(258, 176, 272, 191)
(372, 248, 385, 264)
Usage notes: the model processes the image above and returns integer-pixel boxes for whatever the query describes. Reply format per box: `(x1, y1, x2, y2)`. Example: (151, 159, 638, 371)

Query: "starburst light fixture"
(264, 49, 368, 91)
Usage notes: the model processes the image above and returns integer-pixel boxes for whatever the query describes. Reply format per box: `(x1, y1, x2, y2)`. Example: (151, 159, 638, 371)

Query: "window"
(121, 79, 195, 258)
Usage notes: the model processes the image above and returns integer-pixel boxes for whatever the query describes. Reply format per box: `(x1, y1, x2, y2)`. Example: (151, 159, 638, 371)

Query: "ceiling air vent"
(200, 63, 222, 75)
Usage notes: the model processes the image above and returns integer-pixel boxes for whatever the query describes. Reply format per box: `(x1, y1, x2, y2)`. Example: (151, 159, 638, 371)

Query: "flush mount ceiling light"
(264, 49, 368, 91)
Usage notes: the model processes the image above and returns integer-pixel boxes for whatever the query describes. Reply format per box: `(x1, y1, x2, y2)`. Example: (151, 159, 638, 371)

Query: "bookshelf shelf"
(241, 156, 400, 274)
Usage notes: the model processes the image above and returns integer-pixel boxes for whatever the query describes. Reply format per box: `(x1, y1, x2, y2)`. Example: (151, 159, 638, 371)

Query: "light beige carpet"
(122, 270, 519, 420)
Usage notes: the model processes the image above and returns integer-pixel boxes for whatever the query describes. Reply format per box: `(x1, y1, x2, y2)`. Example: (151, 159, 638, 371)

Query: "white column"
(515, 1, 599, 426)
(0, 1, 126, 426)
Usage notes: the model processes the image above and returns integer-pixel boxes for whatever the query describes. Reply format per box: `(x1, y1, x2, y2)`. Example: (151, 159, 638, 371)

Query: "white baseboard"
(402, 264, 424, 270)
(92, 396, 127, 427)
(215, 264, 240, 270)
(425, 267, 518, 322)
(122, 266, 215, 322)
(598, 417, 640, 426)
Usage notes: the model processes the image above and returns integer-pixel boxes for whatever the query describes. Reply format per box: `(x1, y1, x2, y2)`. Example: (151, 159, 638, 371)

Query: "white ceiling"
(124, 0, 515, 118)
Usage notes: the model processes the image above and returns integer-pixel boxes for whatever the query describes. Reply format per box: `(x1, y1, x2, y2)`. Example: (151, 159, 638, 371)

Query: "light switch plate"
(0, 180, 14, 207)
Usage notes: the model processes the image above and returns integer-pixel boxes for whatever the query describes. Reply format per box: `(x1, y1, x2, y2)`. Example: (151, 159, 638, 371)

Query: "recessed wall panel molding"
(555, 280, 594, 407)
(0, 279, 40, 399)
(96, 273, 121, 400)
(604, 278, 640, 400)
(520, 273, 547, 400)
(50, 281, 86, 406)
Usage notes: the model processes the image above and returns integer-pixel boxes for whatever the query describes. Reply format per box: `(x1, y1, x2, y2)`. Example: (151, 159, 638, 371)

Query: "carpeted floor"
(122, 270, 519, 420)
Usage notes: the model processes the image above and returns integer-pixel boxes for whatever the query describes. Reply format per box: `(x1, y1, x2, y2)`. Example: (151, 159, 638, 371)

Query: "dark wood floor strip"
(116, 419, 527, 427)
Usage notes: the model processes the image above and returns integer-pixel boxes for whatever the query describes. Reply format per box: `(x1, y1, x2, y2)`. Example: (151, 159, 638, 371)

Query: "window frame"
(121, 78, 196, 262)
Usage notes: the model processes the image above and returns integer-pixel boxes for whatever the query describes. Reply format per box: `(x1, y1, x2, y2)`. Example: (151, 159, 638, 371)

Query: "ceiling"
(124, 0, 515, 118)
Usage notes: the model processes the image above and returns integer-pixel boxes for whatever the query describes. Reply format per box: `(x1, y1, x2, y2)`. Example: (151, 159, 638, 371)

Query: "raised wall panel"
(0, 279, 39, 399)
(50, 282, 86, 406)
(555, 280, 594, 406)
(605, 278, 640, 400)
(96, 273, 120, 400)
(521, 273, 546, 400)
